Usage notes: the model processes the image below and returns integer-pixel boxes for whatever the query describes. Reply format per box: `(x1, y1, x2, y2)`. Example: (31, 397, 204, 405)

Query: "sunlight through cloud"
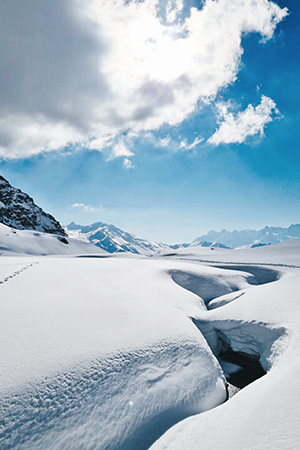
(0, 0, 288, 159)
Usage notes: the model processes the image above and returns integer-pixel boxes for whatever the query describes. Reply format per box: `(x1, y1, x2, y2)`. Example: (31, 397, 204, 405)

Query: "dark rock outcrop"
(0, 175, 67, 236)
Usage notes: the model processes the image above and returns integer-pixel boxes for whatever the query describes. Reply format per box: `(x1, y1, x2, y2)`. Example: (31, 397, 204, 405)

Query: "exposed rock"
(0, 175, 67, 236)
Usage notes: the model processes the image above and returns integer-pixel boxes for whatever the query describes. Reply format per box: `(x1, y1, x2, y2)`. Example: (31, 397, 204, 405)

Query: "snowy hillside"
(0, 223, 108, 256)
(1, 238, 300, 449)
(0, 175, 66, 236)
(194, 224, 300, 248)
(65, 221, 171, 255)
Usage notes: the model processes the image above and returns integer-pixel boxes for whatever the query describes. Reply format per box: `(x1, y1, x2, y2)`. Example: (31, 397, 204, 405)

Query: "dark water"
(220, 350, 266, 389)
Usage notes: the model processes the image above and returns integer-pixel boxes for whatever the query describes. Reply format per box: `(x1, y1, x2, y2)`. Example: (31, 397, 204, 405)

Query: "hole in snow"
(169, 269, 257, 306)
(219, 349, 265, 389)
(169, 265, 281, 310)
(191, 319, 287, 390)
(213, 265, 281, 285)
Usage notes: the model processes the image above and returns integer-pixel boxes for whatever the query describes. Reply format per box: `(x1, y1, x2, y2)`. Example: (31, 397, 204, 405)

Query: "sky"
(0, 0, 299, 243)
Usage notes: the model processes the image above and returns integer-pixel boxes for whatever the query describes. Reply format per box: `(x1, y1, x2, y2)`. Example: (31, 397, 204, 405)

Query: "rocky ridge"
(0, 175, 67, 236)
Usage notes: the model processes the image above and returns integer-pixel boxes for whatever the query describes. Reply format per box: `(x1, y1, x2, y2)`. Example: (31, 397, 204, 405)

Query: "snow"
(0, 223, 108, 256)
(65, 222, 171, 255)
(150, 241, 300, 450)
(1, 231, 300, 449)
(159, 238, 300, 266)
(0, 253, 230, 449)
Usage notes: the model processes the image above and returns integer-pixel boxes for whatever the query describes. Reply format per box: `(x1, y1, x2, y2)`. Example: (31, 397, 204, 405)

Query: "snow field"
(0, 257, 233, 449)
(1, 238, 300, 449)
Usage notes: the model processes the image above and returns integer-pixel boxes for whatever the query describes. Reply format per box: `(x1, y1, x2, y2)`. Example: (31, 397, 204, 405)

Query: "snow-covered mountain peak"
(0, 175, 66, 236)
(65, 221, 171, 256)
(194, 224, 300, 248)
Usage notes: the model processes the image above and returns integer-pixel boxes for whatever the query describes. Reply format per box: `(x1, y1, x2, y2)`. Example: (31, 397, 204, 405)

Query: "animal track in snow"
(0, 262, 38, 285)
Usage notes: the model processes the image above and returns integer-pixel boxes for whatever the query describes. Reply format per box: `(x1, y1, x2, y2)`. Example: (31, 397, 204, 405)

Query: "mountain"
(65, 221, 171, 256)
(0, 175, 66, 236)
(193, 224, 300, 248)
(190, 240, 230, 249)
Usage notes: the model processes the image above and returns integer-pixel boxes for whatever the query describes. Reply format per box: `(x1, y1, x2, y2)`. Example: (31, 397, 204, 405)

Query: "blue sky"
(0, 0, 299, 243)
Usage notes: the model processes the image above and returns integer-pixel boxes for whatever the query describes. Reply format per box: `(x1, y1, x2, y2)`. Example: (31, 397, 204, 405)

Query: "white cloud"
(111, 142, 134, 159)
(150, 134, 203, 152)
(71, 203, 104, 212)
(0, 114, 85, 159)
(123, 158, 135, 170)
(179, 137, 203, 150)
(0, 0, 288, 159)
(160, 136, 171, 147)
(208, 95, 281, 145)
(72, 203, 86, 208)
(166, 0, 183, 23)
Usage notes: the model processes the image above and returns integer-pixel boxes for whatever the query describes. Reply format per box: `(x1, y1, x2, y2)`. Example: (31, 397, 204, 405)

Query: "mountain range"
(1, 173, 299, 255)
(65, 221, 171, 256)
(194, 225, 300, 248)
(65, 221, 300, 255)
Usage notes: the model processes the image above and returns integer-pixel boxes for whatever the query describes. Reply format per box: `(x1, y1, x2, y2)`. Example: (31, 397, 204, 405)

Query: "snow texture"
(1, 232, 300, 450)
(0, 256, 229, 450)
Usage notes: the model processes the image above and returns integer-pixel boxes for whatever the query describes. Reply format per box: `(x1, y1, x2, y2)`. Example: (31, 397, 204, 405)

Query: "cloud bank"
(0, 0, 288, 159)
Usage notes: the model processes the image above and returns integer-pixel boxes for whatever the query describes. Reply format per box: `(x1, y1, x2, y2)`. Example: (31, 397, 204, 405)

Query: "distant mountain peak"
(65, 221, 171, 256)
(194, 224, 300, 248)
(0, 175, 67, 236)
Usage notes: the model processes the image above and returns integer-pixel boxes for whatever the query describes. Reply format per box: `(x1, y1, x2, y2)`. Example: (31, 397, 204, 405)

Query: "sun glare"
(145, 30, 190, 81)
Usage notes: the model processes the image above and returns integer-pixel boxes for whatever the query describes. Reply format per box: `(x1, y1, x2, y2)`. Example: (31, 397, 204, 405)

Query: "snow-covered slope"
(160, 237, 300, 266)
(1, 240, 300, 450)
(0, 256, 229, 450)
(194, 224, 300, 248)
(0, 175, 66, 236)
(0, 223, 108, 256)
(150, 240, 300, 450)
(66, 221, 171, 255)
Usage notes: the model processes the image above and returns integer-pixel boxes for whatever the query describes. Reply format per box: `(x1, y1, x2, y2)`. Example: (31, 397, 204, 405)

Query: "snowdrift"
(0, 238, 300, 449)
